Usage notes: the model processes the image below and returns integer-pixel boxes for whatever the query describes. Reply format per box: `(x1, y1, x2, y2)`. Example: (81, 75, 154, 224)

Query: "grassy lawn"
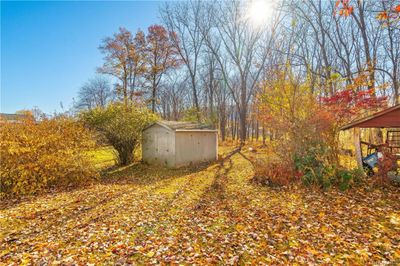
(1, 145, 399, 264)
(87, 146, 117, 169)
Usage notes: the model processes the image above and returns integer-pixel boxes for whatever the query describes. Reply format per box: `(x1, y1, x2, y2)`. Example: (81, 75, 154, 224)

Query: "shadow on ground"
(100, 160, 219, 186)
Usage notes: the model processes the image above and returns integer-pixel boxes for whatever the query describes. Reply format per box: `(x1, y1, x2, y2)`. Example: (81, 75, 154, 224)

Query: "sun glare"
(247, 0, 274, 27)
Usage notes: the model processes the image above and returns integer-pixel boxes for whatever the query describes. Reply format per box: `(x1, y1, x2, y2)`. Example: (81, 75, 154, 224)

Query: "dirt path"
(1, 147, 399, 265)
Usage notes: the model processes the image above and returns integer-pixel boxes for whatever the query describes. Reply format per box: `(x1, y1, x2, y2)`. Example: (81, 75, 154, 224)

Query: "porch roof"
(341, 105, 400, 130)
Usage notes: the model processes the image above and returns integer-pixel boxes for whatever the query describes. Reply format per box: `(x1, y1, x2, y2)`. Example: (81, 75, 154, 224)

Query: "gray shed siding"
(174, 131, 218, 167)
(142, 125, 175, 167)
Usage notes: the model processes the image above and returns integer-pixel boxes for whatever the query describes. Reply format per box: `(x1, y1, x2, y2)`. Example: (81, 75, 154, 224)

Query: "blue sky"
(1, 1, 162, 114)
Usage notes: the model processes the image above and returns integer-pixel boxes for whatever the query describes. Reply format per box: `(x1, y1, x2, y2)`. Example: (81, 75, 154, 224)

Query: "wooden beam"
(354, 127, 363, 168)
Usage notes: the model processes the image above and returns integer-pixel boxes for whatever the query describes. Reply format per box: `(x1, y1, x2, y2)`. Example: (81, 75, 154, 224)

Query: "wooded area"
(76, 0, 400, 144)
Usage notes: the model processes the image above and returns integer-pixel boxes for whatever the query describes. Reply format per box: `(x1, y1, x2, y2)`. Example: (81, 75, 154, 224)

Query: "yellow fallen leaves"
(389, 213, 400, 225)
(0, 146, 399, 264)
(146, 251, 155, 258)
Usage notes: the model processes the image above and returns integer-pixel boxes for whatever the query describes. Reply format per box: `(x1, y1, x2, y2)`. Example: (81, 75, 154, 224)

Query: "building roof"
(341, 105, 400, 130)
(0, 113, 29, 123)
(144, 121, 217, 132)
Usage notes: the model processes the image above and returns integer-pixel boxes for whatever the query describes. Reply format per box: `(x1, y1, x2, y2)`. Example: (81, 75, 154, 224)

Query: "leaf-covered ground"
(1, 146, 399, 265)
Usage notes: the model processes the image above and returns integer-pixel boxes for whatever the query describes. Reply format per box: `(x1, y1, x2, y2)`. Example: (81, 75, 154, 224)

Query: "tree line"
(76, 0, 400, 143)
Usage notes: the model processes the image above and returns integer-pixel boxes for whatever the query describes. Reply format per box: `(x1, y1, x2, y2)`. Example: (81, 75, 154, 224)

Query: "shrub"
(182, 107, 201, 122)
(336, 168, 365, 191)
(293, 140, 365, 190)
(256, 69, 388, 189)
(294, 141, 335, 189)
(376, 149, 398, 184)
(0, 117, 98, 197)
(81, 103, 158, 165)
(253, 157, 296, 187)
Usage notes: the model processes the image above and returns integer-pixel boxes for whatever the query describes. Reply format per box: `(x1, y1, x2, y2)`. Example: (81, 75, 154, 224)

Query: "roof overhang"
(175, 129, 218, 133)
(143, 121, 217, 132)
(142, 121, 174, 132)
(340, 105, 400, 130)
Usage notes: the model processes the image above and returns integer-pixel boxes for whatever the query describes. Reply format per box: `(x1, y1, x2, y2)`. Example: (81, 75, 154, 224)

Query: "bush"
(81, 103, 158, 165)
(294, 141, 335, 189)
(293, 140, 366, 190)
(336, 168, 365, 191)
(182, 107, 201, 122)
(0, 117, 98, 197)
(253, 157, 296, 187)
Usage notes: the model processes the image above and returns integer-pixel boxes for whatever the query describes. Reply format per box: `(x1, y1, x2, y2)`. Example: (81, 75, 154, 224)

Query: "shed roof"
(341, 105, 400, 130)
(144, 121, 217, 132)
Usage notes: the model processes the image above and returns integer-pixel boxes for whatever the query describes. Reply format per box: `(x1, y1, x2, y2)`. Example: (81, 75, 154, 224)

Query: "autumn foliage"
(254, 71, 334, 187)
(254, 69, 388, 189)
(0, 117, 98, 198)
(145, 25, 181, 112)
(81, 103, 158, 166)
(321, 72, 388, 125)
(98, 25, 180, 112)
(335, 0, 400, 22)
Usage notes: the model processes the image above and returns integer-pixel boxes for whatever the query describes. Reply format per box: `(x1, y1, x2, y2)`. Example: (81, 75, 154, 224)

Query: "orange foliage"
(335, 0, 400, 24)
(145, 24, 181, 111)
(253, 158, 297, 187)
(334, 0, 353, 17)
(0, 117, 98, 197)
(146, 25, 181, 73)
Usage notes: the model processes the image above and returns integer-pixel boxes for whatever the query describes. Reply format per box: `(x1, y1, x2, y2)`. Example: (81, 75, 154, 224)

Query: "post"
(215, 132, 219, 161)
(354, 127, 363, 168)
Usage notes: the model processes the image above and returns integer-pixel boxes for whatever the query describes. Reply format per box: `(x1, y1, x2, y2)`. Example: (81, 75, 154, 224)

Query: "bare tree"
(159, 71, 189, 120)
(76, 76, 113, 110)
(200, 1, 280, 143)
(378, 0, 400, 104)
(152, 0, 399, 141)
(160, 0, 205, 121)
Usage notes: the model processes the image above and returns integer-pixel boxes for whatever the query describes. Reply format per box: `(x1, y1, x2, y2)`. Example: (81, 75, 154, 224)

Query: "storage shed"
(142, 121, 218, 168)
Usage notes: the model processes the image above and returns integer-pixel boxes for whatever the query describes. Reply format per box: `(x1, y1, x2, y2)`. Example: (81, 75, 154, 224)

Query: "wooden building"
(341, 105, 400, 168)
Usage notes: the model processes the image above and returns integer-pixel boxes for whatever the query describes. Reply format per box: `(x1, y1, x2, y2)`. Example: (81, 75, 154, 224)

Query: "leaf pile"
(1, 147, 399, 264)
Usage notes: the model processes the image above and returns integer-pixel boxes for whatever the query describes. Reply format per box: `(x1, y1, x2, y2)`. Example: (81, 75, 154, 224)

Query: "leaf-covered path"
(1, 147, 399, 265)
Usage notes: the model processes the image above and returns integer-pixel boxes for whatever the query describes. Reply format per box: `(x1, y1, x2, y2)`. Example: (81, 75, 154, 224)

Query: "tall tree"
(200, 1, 279, 143)
(378, 0, 400, 104)
(161, 0, 204, 121)
(98, 27, 146, 106)
(145, 25, 180, 112)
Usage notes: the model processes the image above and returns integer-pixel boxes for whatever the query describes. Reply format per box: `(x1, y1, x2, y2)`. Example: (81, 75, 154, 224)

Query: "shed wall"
(142, 125, 175, 167)
(175, 131, 217, 167)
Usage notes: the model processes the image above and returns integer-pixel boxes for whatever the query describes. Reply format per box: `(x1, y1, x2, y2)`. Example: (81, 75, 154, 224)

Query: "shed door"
(154, 130, 171, 165)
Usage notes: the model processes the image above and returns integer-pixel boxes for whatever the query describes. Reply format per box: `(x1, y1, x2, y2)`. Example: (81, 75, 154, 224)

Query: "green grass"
(87, 146, 116, 169)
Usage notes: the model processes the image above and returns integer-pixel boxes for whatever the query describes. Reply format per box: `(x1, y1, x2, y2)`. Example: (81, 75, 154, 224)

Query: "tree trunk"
(116, 145, 135, 166)
(354, 127, 363, 169)
(256, 119, 259, 142)
(220, 106, 226, 142)
(262, 126, 266, 145)
(220, 118, 226, 142)
(151, 78, 156, 113)
(192, 78, 201, 122)
(239, 108, 247, 145)
(232, 112, 237, 140)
